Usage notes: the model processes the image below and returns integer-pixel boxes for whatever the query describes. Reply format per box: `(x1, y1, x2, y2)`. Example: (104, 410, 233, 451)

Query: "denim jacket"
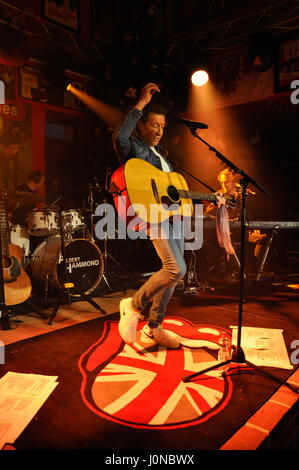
(115, 107, 173, 171)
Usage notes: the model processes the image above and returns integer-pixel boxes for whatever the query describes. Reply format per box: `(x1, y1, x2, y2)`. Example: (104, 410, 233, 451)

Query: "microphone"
(174, 117, 208, 129)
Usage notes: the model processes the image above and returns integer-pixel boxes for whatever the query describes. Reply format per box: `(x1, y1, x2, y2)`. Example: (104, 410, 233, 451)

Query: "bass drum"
(31, 237, 103, 296)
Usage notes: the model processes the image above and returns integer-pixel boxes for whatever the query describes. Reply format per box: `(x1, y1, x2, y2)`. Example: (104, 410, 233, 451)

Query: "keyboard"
(201, 220, 299, 230)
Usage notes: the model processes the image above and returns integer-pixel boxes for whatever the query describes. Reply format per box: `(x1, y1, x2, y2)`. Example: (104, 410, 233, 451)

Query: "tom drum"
(27, 209, 58, 237)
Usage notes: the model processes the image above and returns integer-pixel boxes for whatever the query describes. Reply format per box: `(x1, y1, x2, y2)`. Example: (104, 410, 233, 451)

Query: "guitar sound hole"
(161, 196, 181, 211)
(167, 185, 179, 202)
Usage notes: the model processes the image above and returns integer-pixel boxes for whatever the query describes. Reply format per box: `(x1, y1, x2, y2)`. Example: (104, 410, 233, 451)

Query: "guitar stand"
(47, 210, 106, 325)
(181, 129, 299, 395)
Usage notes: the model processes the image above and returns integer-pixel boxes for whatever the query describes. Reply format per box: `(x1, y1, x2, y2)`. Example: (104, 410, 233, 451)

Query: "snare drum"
(27, 209, 58, 237)
(61, 209, 85, 234)
(30, 237, 103, 295)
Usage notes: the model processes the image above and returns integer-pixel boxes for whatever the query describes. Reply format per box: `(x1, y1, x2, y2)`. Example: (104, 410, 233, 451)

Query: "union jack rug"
(78, 316, 235, 430)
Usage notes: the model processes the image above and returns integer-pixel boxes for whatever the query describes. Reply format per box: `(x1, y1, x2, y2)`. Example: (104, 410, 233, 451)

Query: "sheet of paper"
(230, 326, 293, 369)
(0, 372, 58, 449)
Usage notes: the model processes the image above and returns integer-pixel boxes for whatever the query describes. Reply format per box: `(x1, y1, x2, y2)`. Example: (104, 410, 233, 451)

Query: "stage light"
(287, 284, 299, 290)
(191, 70, 209, 87)
(65, 84, 124, 128)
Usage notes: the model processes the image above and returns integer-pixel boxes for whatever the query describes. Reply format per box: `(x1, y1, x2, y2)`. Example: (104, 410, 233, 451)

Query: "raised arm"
(114, 83, 160, 160)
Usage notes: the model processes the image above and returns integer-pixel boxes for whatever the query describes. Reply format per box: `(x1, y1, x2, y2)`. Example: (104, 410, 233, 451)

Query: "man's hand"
(135, 83, 160, 110)
(216, 194, 226, 208)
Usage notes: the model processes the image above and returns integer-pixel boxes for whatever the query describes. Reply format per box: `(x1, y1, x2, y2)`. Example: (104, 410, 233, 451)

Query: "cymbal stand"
(100, 190, 130, 293)
(97, 176, 134, 293)
(182, 127, 298, 394)
(83, 182, 118, 291)
(48, 209, 106, 325)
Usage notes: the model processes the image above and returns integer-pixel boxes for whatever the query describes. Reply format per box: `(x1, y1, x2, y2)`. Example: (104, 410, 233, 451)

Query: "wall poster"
(42, 0, 80, 32)
(0, 100, 32, 190)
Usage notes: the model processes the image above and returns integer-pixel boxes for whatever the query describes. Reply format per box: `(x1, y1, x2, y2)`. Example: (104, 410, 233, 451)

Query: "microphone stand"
(182, 127, 298, 394)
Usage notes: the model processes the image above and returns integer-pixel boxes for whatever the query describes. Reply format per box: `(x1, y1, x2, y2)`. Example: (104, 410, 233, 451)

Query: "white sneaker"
(141, 324, 181, 349)
(119, 297, 143, 344)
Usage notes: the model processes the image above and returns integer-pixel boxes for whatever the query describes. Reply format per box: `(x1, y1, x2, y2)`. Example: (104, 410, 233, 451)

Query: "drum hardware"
(43, 272, 51, 306)
(61, 209, 85, 239)
(79, 173, 133, 293)
(101, 229, 130, 293)
(47, 209, 106, 325)
(97, 172, 134, 293)
(87, 183, 96, 242)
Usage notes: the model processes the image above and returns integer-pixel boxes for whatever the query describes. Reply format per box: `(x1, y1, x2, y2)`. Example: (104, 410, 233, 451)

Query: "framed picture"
(42, 0, 80, 32)
(277, 37, 299, 92)
(19, 65, 64, 107)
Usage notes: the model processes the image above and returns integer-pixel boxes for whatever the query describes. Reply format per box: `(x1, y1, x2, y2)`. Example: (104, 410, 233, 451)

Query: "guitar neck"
(179, 189, 217, 203)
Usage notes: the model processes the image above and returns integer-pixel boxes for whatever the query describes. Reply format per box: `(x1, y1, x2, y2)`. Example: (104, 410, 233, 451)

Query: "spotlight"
(66, 83, 73, 91)
(191, 70, 209, 87)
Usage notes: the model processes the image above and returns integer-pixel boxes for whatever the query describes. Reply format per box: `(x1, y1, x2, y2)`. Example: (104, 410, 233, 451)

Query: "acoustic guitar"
(110, 158, 236, 230)
(0, 190, 32, 306)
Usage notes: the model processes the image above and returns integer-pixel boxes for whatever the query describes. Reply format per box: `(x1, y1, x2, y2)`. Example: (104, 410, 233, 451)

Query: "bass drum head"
(31, 238, 103, 296)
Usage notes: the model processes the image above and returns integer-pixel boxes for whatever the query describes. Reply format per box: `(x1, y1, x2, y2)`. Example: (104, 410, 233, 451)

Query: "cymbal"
(6, 190, 44, 204)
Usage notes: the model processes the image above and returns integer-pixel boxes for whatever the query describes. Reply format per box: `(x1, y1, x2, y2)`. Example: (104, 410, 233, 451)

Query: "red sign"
(0, 101, 27, 122)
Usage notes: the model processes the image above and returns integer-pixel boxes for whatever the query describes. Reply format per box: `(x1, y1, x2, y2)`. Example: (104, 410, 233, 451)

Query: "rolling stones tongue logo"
(78, 317, 233, 429)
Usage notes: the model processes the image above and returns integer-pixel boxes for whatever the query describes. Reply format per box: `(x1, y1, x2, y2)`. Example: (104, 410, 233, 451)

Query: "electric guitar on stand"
(110, 158, 236, 229)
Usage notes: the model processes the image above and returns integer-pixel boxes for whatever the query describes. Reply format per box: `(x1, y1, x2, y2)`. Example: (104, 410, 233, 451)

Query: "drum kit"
(6, 185, 115, 320)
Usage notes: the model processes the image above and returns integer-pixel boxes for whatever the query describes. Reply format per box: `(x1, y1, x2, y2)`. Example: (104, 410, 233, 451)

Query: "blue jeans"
(132, 223, 186, 327)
